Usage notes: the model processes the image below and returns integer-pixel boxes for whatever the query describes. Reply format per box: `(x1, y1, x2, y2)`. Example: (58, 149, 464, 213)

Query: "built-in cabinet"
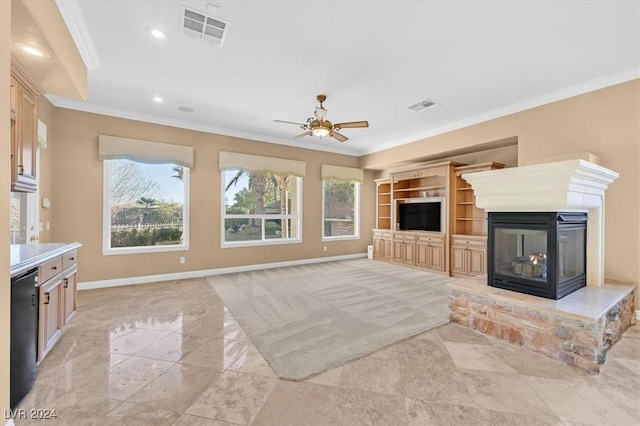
(10, 57, 40, 193)
(372, 161, 505, 278)
(450, 235, 486, 278)
(372, 229, 392, 260)
(416, 234, 445, 271)
(38, 249, 78, 362)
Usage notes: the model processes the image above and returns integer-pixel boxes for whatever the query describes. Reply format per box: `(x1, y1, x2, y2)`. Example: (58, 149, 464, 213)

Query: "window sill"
(322, 235, 360, 242)
(103, 244, 189, 256)
(222, 238, 302, 249)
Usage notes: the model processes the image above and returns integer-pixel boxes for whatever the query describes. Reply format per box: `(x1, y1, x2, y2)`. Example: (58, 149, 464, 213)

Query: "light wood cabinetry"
(373, 230, 392, 260)
(375, 179, 392, 230)
(453, 162, 505, 236)
(38, 275, 63, 361)
(10, 57, 41, 193)
(373, 160, 507, 278)
(37, 249, 79, 362)
(392, 232, 416, 265)
(450, 235, 487, 278)
(416, 234, 445, 271)
(449, 162, 504, 277)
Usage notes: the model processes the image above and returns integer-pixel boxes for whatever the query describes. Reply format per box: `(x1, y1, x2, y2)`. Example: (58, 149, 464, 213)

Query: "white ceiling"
(49, 0, 639, 157)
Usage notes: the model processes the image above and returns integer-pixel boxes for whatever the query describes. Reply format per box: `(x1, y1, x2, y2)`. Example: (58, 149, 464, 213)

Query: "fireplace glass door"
(494, 228, 548, 283)
(488, 212, 587, 300)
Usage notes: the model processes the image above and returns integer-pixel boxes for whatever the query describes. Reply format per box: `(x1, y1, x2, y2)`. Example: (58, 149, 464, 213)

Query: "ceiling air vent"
(408, 99, 439, 112)
(181, 6, 229, 47)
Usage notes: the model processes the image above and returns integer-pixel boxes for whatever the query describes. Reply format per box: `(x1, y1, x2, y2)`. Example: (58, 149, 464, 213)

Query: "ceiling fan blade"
(295, 131, 312, 139)
(330, 131, 348, 142)
(274, 119, 307, 126)
(334, 120, 369, 130)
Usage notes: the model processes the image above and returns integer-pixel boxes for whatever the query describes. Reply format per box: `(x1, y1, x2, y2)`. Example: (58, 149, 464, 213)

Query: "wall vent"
(408, 99, 439, 112)
(181, 6, 229, 47)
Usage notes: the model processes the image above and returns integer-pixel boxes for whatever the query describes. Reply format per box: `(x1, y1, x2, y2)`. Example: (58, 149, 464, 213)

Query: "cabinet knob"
(63, 278, 69, 289)
(69, 257, 75, 261)
(17, 165, 24, 175)
(51, 266, 57, 271)
(44, 293, 50, 305)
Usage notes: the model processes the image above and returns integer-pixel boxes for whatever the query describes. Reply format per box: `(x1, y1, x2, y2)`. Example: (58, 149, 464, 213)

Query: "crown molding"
(45, 95, 361, 156)
(54, 0, 100, 70)
(360, 68, 640, 155)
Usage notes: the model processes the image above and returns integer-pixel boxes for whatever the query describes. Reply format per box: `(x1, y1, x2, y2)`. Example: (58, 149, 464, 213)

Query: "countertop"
(10, 242, 82, 277)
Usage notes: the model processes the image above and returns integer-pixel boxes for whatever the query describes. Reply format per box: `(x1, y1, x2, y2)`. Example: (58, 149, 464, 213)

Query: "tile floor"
(14, 275, 640, 426)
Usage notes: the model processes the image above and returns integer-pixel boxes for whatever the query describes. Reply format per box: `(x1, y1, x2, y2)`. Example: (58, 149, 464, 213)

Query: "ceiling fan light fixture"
(310, 120, 332, 138)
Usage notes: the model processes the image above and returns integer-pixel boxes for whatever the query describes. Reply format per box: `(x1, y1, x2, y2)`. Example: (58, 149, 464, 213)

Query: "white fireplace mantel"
(462, 159, 619, 287)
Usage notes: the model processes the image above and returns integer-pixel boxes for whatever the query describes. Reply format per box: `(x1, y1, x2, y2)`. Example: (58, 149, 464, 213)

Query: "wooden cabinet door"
(416, 242, 429, 268)
(10, 65, 39, 192)
(429, 244, 445, 271)
(392, 240, 404, 263)
(451, 246, 467, 275)
(468, 248, 486, 276)
(373, 238, 384, 258)
(382, 239, 392, 260)
(404, 241, 416, 265)
(62, 267, 78, 325)
(39, 276, 63, 362)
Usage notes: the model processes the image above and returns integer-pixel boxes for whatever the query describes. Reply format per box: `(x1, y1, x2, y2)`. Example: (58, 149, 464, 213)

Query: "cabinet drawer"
(451, 236, 486, 248)
(417, 235, 444, 245)
(62, 250, 78, 269)
(39, 257, 63, 283)
(393, 233, 415, 243)
(373, 230, 391, 239)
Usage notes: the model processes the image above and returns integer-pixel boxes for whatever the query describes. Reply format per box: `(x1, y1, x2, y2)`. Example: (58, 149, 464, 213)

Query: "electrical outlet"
(323, 246, 327, 252)
(179, 257, 186, 264)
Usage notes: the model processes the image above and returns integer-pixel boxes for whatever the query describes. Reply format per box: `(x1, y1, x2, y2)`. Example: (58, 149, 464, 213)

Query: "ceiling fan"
(274, 94, 369, 143)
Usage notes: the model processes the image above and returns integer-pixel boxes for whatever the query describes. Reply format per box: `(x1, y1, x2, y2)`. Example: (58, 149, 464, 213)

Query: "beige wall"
(361, 79, 640, 307)
(50, 109, 374, 283)
(37, 97, 55, 243)
(0, 0, 10, 417)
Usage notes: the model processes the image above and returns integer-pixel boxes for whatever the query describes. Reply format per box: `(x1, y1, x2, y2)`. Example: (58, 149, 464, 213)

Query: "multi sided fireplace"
(488, 212, 588, 300)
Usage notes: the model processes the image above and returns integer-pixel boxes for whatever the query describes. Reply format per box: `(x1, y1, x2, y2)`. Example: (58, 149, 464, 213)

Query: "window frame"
(321, 179, 360, 242)
(220, 171, 303, 248)
(102, 159, 190, 256)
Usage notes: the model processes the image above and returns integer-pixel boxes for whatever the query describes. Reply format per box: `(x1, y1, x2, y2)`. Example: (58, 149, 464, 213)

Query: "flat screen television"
(398, 201, 441, 232)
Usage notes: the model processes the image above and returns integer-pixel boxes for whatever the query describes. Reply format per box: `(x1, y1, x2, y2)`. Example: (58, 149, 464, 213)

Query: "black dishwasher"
(10, 268, 39, 409)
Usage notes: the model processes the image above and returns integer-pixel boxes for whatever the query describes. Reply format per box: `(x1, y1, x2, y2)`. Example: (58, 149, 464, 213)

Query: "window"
(103, 159, 189, 254)
(322, 179, 360, 240)
(222, 170, 302, 246)
(321, 164, 363, 241)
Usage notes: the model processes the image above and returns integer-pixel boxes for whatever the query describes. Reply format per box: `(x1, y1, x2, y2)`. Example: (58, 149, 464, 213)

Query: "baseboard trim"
(78, 253, 368, 290)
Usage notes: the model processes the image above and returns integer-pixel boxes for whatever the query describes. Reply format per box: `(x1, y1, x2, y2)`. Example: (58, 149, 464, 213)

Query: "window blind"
(321, 164, 364, 183)
(98, 135, 194, 168)
(219, 151, 306, 177)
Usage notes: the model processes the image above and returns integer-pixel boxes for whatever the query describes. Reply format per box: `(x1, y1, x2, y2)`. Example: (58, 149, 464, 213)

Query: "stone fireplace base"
(448, 277, 635, 373)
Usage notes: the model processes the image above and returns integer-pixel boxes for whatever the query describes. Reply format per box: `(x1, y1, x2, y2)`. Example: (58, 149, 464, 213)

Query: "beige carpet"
(208, 258, 457, 380)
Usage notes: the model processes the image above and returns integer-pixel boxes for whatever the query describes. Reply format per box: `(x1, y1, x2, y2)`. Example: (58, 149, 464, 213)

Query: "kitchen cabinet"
(10, 57, 40, 193)
(36, 248, 79, 362)
(451, 235, 487, 278)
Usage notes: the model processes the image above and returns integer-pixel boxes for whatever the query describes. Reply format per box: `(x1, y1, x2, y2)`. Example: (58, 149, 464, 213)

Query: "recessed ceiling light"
(14, 42, 51, 59)
(152, 96, 164, 103)
(178, 106, 194, 113)
(147, 27, 166, 39)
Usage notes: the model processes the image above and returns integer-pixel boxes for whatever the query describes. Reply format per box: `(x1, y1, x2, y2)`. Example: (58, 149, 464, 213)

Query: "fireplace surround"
(488, 212, 588, 299)
(447, 158, 635, 372)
